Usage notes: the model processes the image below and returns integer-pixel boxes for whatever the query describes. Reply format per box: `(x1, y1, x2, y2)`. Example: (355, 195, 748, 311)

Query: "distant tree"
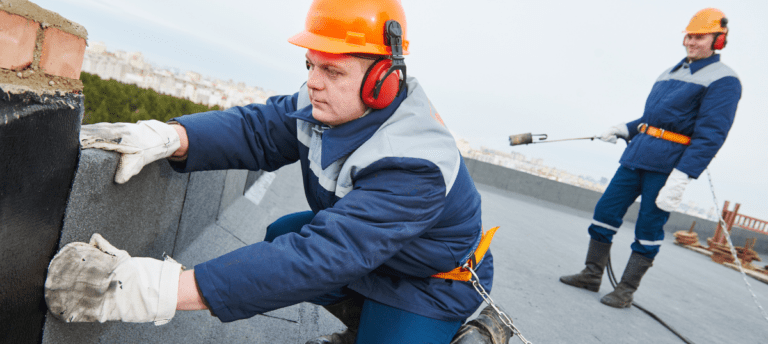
(80, 72, 219, 124)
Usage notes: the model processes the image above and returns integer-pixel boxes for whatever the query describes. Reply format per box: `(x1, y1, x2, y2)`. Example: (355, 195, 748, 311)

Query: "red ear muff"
(360, 58, 401, 109)
(712, 32, 727, 50)
(713, 17, 728, 50)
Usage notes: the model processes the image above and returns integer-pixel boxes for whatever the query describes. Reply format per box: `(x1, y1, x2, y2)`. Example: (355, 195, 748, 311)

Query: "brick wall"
(0, 0, 87, 92)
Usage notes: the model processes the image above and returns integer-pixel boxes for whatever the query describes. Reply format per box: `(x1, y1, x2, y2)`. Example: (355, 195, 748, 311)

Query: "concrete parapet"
(53, 148, 257, 265)
(173, 168, 250, 255)
(40, 154, 337, 343)
(41, 149, 250, 342)
(219, 169, 249, 218)
(463, 157, 768, 255)
(172, 170, 228, 255)
(56, 149, 189, 257)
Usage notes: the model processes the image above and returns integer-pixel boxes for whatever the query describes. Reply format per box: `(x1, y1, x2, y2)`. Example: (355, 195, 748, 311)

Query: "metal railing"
(733, 213, 768, 234)
(711, 201, 768, 246)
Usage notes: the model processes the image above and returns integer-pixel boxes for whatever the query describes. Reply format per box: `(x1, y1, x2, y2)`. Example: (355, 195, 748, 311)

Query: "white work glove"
(655, 168, 692, 212)
(80, 120, 181, 184)
(45, 234, 182, 325)
(599, 123, 629, 144)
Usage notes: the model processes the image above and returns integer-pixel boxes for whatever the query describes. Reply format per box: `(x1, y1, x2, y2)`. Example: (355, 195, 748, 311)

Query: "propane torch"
(509, 133, 597, 146)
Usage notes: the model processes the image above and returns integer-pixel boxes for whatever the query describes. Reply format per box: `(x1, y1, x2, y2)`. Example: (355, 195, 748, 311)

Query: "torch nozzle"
(509, 133, 548, 146)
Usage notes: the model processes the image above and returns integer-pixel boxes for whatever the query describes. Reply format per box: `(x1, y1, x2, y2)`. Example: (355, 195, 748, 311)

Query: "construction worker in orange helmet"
(560, 8, 741, 309)
(44, 0, 513, 343)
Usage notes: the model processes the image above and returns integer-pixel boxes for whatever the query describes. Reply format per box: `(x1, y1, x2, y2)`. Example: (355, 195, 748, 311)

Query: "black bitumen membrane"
(0, 89, 82, 343)
(45, 161, 768, 343)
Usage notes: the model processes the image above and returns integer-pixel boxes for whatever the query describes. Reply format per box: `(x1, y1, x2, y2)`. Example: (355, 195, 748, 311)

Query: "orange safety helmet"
(684, 8, 727, 34)
(288, 0, 409, 55)
(683, 8, 728, 50)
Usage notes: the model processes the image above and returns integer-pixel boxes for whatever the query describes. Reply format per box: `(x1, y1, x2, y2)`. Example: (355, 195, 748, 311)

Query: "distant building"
(87, 41, 107, 54)
(80, 43, 274, 109)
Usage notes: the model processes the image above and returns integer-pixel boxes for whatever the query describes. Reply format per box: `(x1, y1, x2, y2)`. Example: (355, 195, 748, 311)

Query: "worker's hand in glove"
(655, 169, 692, 212)
(44, 233, 182, 325)
(599, 123, 629, 144)
(80, 120, 183, 184)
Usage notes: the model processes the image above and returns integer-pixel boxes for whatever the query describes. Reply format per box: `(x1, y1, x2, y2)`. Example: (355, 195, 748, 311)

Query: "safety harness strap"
(431, 226, 499, 282)
(638, 123, 691, 145)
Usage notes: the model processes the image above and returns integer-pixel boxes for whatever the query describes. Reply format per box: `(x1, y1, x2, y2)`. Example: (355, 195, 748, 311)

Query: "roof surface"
(45, 161, 768, 343)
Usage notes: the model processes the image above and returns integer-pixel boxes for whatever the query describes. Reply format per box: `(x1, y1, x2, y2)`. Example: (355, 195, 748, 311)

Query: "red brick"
(40, 27, 86, 79)
(0, 11, 38, 70)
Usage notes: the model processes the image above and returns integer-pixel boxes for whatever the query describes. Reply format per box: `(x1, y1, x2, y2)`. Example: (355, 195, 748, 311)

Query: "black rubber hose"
(606, 256, 696, 344)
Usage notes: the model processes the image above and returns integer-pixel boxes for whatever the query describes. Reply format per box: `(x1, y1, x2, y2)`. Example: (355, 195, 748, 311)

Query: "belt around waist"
(638, 123, 691, 145)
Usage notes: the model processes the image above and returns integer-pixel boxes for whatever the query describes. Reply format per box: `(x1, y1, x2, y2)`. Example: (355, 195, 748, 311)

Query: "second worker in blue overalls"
(560, 8, 742, 309)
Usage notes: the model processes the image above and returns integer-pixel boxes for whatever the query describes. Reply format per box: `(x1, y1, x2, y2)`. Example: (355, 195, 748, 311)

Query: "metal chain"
(464, 263, 532, 344)
(705, 169, 768, 323)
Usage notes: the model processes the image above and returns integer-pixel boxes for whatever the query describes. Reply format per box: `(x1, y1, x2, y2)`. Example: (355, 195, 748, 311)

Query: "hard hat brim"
(682, 28, 726, 34)
(288, 31, 410, 55)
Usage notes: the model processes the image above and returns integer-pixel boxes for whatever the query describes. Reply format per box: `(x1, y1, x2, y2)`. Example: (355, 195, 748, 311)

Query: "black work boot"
(306, 295, 364, 344)
(559, 239, 612, 292)
(450, 305, 513, 344)
(600, 252, 653, 308)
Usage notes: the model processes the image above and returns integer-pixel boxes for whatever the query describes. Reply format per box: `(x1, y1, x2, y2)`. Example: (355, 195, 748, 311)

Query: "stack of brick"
(0, 0, 87, 94)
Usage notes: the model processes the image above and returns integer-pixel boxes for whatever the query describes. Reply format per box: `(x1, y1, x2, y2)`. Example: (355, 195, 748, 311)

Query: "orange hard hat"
(684, 8, 727, 34)
(288, 0, 409, 55)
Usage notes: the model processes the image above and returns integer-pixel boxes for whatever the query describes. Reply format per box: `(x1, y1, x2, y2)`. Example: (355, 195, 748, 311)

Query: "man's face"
(684, 33, 715, 61)
(305, 50, 373, 126)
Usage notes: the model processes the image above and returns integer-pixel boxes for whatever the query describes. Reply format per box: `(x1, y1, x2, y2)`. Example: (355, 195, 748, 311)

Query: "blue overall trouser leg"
(588, 165, 670, 260)
(265, 211, 464, 344)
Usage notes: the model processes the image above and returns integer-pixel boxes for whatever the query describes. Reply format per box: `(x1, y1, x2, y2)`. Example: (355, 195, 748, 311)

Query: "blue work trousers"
(265, 211, 464, 344)
(588, 166, 670, 259)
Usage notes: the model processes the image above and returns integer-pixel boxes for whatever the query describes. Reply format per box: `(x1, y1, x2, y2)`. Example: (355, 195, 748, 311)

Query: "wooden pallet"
(674, 242, 768, 285)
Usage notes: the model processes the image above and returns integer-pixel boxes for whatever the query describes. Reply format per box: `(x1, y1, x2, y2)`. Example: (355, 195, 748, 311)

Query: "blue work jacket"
(169, 77, 491, 322)
(621, 54, 741, 179)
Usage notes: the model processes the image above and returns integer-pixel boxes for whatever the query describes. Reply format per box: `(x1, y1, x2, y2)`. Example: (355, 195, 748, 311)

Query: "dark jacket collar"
(672, 54, 720, 74)
(287, 87, 408, 169)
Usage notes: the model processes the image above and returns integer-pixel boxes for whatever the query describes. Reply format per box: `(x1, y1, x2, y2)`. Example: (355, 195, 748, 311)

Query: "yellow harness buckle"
(431, 226, 499, 282)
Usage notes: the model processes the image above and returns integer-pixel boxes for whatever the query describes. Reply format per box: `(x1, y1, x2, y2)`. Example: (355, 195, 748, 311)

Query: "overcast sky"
(34, 0, 768, 219)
